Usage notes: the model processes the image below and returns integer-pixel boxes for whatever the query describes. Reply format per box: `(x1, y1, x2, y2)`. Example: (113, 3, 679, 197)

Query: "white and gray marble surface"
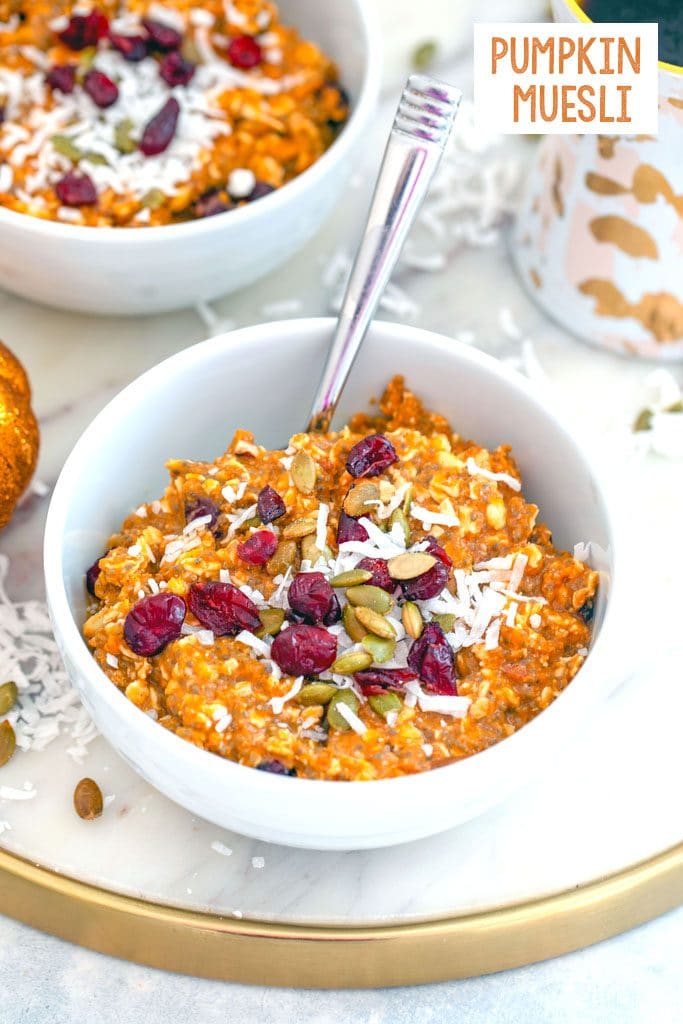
(1, 43, 682, 1022)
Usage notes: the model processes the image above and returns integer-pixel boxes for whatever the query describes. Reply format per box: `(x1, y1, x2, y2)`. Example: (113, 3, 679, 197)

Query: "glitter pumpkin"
(0, 341, 39, 529)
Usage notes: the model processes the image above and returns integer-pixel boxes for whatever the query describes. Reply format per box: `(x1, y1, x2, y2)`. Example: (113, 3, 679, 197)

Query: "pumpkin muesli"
(83, 377, 598, 781)
(0, 0, 348, 226)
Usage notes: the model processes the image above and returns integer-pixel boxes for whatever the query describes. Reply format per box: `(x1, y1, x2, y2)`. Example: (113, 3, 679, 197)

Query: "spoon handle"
(306, 74, 462, 434)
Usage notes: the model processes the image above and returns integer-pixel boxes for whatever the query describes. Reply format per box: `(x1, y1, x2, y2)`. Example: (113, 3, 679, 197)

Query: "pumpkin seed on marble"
(114, 118, 137, 154)
(330, 568, 373, 589)
(345, 585, 393, 614)
(326, 689, 360, 731)
(412, 40, 437, 70)
(354, 606, 396, 640)
(362, 635, 395, 663)
(283, 516, 317, 539)
(0, 720, 16, 767)
(0, 680, 18, 716)
(389, 508, 410, 545)
(368, 692, 402, 719)
(296, 682, 338, 706)
(257, 607, 285, 637)
(342, 604, 367, 642)
(73, 777, 103, 821)
(266, 539, 299, 577)
(330, 649, 373, 675)
(402, 602, 423, 639)
(52, 134, 83, 161)
(291, 451, 317, 494)
(141, 188, 165, 210)
(343, 481, 379, 518)
(387, 551, 436, 580)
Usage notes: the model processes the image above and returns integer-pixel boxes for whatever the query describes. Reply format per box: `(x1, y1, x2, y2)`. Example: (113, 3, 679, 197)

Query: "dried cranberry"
(227, 34, 262, 69)
(194, 190, 231, 218)
(83, 69, 119, 108)
(356, 557, 393, 592)
(142, 17, 182, 51)
(237, 530, 278, 566)
(424, 536, 453, 567)
(159, 51, 196, 86)
(85, 553, 106, 596)
(124, 593, 185, 657)
(46, 64, 77, 94)
(323, 592, 342, 626)
(288, 572, 335, 624)
(578, 598, 594, 624)
(108, 32, 148, 61)
(354, 668, 415, 696)
(401, 559, 449, 601)
(55, 170, 97, 206)
(337, 511, 368, 545)
(271, 624, 337, 676)
(188, 581, 260, 636)
(247, 180, 275, 202)
(139, 97, 179, 156)
(256, 760, 297, 776)
(257, 485, 286, 524)
(346, 435, 398, 478)
(407, 622, 457, 695)
(58, 10, 109, 50)
(185, 494, 220, 534)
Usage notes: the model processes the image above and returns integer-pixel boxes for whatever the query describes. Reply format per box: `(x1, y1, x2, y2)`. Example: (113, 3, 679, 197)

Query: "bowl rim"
(44, 317, 622, 808)
(0, 0, 382, 244)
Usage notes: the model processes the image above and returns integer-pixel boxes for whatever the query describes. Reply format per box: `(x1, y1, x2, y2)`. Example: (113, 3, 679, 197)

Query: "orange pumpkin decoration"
(0, 341, 39, 529)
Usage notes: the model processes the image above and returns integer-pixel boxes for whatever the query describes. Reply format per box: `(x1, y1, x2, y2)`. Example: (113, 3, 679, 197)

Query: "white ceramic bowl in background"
(0, 0, 380, 315)
(44, 319, 623, 850)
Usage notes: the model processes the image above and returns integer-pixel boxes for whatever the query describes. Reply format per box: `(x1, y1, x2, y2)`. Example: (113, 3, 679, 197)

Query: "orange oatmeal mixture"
(0, 0, 348, 226)
(83, 378, 598, 781)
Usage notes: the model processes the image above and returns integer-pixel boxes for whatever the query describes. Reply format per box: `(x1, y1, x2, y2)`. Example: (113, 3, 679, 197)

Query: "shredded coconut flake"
(334, 701, 367, 736)
(466, 457, 521, 492)
(268, 676, 303, 714)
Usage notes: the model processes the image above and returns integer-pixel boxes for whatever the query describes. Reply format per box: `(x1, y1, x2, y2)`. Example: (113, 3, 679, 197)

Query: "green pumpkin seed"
(291, 451, 317, 494)
(257, 607, 285, 637)
(282, 516, 317, 539)
(266, 539, 300, 577)
(362, 635, 395, 663)
(78, 47, 97, 72)
(389, 508, 410, 546)
(412, 40, 437, 70)
(346, 585, 393, 614)
(114, 118, 137, 155)
(330, 568, 373, 589)
(387, 551, 437, 580)
(342, 604, 367, 642)
(633, 408, 652, 432)
(301, 534, 331, 564)
(326, 689, 360, 731)
(296, 682, 338, 706)
(402, 486, 413, 515)
(141, 188, 165, 210)
(330, 649, 373, 675)
(181, 36, 202, 64)
(82, 150, 109, 166)
(0, 720, 16, 767)
(368, 692, 402, 719)
(354, 606, 396, 640)
(0, 680, 18, 716)
(73, 777, 103, 820)
(52, 134, 83, 162)
(243, 516, 262, 529)
(402, 602, 423, 639)
(343, 481, 379, 518)
(433, 613, 456, 633)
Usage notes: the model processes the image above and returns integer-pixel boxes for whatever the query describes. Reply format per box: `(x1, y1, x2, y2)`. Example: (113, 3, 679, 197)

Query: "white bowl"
(44, 318, 623, 850)
(0, 1, 380, 316)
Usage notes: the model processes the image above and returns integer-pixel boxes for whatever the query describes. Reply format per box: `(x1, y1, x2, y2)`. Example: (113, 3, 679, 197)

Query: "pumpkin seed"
(403, 486, 413, 515)
(402, 602, 424, 639)
(141, 188, 165, 210)
(330, 568, 373, 589)
(368, 692, 402, 719)
(0, 720, 16, 767)
(266, 539, 299, 577)
(78, 47, 97, 72)
(73, 777, 103, 820)
(326, 689, 360, 731)
(114, 118, 137, 154)
(355, 606, 396, 640)
(342, 604, 367, 642)
(282, 517, 317, 540)
(82, 150, 109, 166)
(362, 635, 395, 663)
(181, 36, 202, 64)
(433, 613, 456, 633)
(0, 680, 18, 716)
(244, 516, 262, 529)
(346, 585, 393, 614)
(387, 551, 436, 580)
(412, 40, 437, 70)
(330, 649, 373, 675)
(257, 607, 285, 637)
(51, 134, 83, 161)
(389, 508, 410, 546)
(296, 682, 338, 706)
(343, 481, 379, 518)
(633, 408, 652, 432)
(291, 451, 317, 494)
(301, 534, 331, 564)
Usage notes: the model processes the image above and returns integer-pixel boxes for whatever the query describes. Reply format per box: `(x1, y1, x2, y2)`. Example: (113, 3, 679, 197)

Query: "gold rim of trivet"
(563, 0, 683, 75)
(0, 841, 681, 987)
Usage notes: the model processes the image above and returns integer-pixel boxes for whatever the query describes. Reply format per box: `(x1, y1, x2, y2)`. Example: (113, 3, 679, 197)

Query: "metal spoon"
(306, 74, 462, 434)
